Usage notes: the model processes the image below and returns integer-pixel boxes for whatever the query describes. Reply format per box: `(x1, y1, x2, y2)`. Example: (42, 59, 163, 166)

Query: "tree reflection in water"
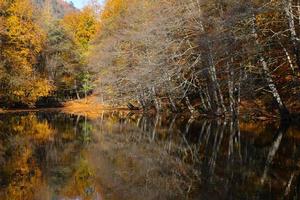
(0, 111, 299, 200)
(0, 112, 98, 200)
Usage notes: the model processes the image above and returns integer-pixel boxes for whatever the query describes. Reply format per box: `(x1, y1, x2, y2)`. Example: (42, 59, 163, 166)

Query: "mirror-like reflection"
(0, 111, 300, 200)
(0, 112, 98, 200)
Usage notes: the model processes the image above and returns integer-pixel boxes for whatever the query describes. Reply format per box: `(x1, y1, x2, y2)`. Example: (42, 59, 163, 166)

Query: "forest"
(1, 0, 300, 120)
(0, 0, 98, 107)
(1, 1, 300, 199)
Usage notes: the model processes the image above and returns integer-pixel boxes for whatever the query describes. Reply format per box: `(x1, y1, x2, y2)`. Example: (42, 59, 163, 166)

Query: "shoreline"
(0, 97, 132, 118)
(0, 97, 299, 121)
(0, 106, 294, 122)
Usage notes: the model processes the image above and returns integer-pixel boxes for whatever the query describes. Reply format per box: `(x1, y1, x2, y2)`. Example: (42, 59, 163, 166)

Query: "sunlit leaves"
(101, 0, 127, 20)
(0, 0, 53, 106)
(62, 7, 99, 52)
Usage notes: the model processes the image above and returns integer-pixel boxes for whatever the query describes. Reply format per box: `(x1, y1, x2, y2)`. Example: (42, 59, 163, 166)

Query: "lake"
(0, 111, 299, 200)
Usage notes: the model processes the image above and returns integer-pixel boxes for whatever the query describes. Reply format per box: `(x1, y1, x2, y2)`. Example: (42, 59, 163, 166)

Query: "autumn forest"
(0, 0, 299, 120)
(1, 0, 300, 199)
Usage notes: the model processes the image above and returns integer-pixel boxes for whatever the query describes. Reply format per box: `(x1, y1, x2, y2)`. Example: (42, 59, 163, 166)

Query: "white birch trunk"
(208, 48, 227, 114)
(285, 0, 300, 70)
(252, 15, 290, 118)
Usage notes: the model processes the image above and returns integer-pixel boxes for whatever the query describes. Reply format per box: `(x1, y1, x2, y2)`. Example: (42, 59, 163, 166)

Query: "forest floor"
(60, 96, 129, 119)
(0, 96, 127, 119)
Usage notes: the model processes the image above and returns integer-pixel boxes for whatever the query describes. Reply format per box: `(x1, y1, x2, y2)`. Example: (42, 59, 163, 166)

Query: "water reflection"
(0, 111, 299, 200)
(0, 112, 99, 200)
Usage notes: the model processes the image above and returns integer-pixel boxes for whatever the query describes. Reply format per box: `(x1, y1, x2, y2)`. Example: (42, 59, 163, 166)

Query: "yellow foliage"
(1, 113, 47, 200)
(101, 0, 128, 20)
(3, 0, 45, 74)
(11, 114, 54, 141)
(3, 140, 41, 200)
(0, 0, 53, 106)
(8, 77, 54, 106)
(6, 168, 42, 200)
(62, 7, 100, 51)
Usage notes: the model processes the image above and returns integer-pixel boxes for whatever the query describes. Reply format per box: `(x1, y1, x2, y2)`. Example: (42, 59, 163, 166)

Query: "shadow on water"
(0, 111, 300, 199)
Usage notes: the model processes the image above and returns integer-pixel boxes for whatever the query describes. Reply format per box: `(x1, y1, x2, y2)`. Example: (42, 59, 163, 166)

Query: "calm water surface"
(0, 111, 300, 200)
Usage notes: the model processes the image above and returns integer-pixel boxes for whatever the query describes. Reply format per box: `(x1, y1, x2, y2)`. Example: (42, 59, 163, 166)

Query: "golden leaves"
(0, 0, 51, 106)
(8, 0, 34, 18)
(8, 77, 54, 106)
(62, 7, 100, 51)
(101, 0, 127, 20)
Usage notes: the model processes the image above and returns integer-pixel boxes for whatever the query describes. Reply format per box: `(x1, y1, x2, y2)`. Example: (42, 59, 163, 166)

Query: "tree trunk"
(198, 87, 208, 112)
(208, 46, 227, 114)
(167, 93, 178, 113)
(138, 94, 146, 111)
(164, 84, 178, 112)
(74, 80, 80, 99)
(236, 69, 242, 116)
(285, 0, 300, 71)
(282, 46, 297, 76)
(201, 46, 219, 114)
(152, 86, 161, 112)
(260, 58, 290, 118)
(151, 113, 161, 141)
(252, 15, 290, 119)
(227, 60, 235, 116)
(204, 85, 212, 111)
(298, 0, 300, 25)
(185, 96, 197, 115)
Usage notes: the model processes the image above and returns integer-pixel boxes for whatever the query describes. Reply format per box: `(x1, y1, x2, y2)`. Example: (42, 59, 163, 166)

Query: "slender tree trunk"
(252, 15, 290, 119)
(204, 85, 212, 111)
(208, 46, 226, 114)
(298, 0, 300, 25)
(184, 115, 194, 135)
(228, 119, 234, 160)
(282, 46, 296, 75)
(167, 92, 178, 112)
(198, 120, 207, 147)
(285, 0, 300, 71)
(208, 120, 226, 179)
(164, 78, 178, 112)
(236, 69, 242, 116)
(199, 88, 208, 112)
(196, 80, 208, 112)
(201, 47, 219, 114)
(168, 114, 177, 134)
(152, 86, 161, 112)
(138, 94, 146, 111)
(260, 57, 289, 118)
(227, 60, 235, 116)
(74, 80, 80, 99)
(151, 113, 161, 141)
(185, 96, 197, 115)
